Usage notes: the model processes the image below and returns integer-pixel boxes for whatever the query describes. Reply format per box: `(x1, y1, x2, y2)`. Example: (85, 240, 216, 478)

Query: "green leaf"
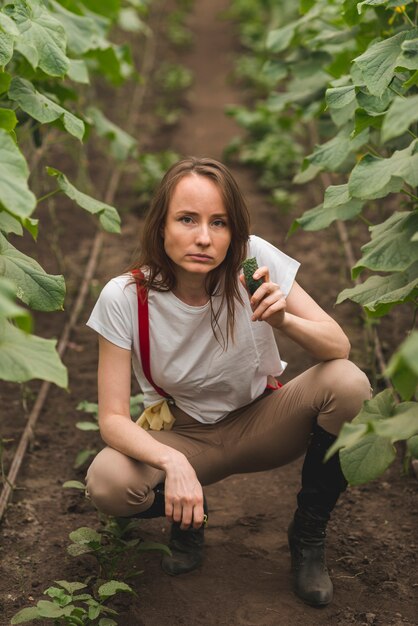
(351, 211, 418, 277)
(0, 210, 22, 235)
(67, 59, 89, 84)
(62, 480, 86, 490)
(0, 128, 36, 218)
(8, 77, 85, 141)
(75, 420, 99, 431)
(336, 261, 418, 314)
(5, 0, 70, 76)
(76, 400, 98, 414)
(349, 140, 418, 199)
(0, 107, 17, 132)
(10, 606, 40, 624)
(326, 85, 357, 125)
(46, 167, 121, 233)
(98, 580, 132, 600)
(353, 29, 417, 97)
(74, 448, 96, 469)
(266, 22, 298, 53)
(386, 332, 418, 400)
(407, 435, 418, 459)
(67, 543, 93, 556)
(0, 277, 32, 331)
(0, 232, 65, 311)
(325, 85, 356, 109)
(0, 319, 67, 387)
(48, 0, 101, 55)
(293, 184, 365, 232)
(398, 37, 418, 70)
(354, 389, 396, 423)
(0, 14, 19, 67)
(86, 106, 137, 161)
(381, 94, 418, 142)
(37, 600, 73, 618)
(0, 72, 11, 95)
(0, 211, 37, 239)
(69, 526, 101, 544)
(374, 403, 418, 441)
(324, 421, 368, 461)
(99, 618, 118, 626)
(340, 434, 396, 484)
(307, 126, 369, 171)
(357, 0, 387, 13)
(54, 580, 87, 593)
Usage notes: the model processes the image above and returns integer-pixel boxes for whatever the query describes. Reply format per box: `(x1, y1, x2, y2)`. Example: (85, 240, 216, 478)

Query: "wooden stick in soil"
(0, 12, 160, 523)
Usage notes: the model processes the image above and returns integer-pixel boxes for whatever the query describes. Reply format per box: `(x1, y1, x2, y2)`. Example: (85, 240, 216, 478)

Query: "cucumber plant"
(227, 0, 418, 483)
(0, 0, 151, 388)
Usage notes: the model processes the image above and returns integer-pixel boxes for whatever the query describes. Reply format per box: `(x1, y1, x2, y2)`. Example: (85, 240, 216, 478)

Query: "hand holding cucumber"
(240, 257, 287, 328)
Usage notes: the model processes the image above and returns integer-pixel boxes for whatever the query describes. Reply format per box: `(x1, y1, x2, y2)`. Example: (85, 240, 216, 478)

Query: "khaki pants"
(86, 359, 371, 517)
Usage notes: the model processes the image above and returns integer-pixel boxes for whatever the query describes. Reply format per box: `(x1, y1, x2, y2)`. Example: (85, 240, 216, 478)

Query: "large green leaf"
(0, 107, 17, 131)
(10, 606, 40, 625)
(0, 12, 19, 66)
(0, 319, 67, 387)
(374, 403, 418, 441)
(340, 434, 396, 484)
(0, 210, 22, 236)
(291, 184, 364, 231)
(348, 140, 418, 199)
(0, 232, 65, 311)
(67, 59, 89, 84)
(86, 106, 137, 161)
(325, 84, 357, 126)
(0, 277, 32, 331)
(352, 211, 418, 277)
(398, 37, 418, 70)
(386, 332, 418, 400)
(307, 126, 369, 171)
(0, 128, 36, 218)
(8, 77, 85, 141)
(381, 94, 418, 142)
(46, 167, 121, 233)
(4, 0, 69, 76)
(353, 29, 417, 97)
(49, 0, 102, 56)
(353, 388, 396, 423)
(337, 261, 418, 314)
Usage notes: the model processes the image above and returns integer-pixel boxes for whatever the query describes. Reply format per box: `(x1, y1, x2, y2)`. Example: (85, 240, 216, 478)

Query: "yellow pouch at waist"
(136, 399, 175, 431)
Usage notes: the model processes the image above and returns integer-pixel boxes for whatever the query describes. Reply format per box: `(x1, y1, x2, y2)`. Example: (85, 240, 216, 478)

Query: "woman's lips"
(187, 254, 213, 261)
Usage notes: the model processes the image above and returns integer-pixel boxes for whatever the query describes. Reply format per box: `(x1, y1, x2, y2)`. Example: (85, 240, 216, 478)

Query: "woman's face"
(163, 174, 232, 282)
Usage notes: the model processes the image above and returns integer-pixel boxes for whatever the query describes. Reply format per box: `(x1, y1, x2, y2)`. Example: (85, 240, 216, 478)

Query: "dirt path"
(1, 1, 417, 625)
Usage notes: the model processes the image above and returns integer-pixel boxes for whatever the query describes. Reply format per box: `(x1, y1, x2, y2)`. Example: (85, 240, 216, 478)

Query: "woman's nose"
(196, 224, 211, 245)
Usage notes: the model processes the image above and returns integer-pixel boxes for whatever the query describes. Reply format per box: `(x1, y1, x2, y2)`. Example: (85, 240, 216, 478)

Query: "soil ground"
(1, 1, 417, 625)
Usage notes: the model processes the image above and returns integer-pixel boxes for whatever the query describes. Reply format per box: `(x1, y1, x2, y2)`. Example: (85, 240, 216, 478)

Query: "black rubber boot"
(161, 496, 208, 576)
(288, 423, 348, 607)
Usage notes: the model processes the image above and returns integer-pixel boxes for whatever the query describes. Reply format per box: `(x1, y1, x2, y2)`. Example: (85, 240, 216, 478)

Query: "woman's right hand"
(163, 451, 205, 530)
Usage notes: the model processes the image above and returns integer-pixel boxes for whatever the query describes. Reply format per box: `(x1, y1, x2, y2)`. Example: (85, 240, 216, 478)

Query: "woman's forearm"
(99, 412, 183, 472)
(277, 313, 351, 361)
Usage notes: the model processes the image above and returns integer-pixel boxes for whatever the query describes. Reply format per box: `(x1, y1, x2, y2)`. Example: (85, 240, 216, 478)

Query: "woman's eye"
(213, 219, 227, 228)
(180, 216, 193, 224)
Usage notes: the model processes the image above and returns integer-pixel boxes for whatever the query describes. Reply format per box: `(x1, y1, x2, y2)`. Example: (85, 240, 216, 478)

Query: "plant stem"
(37, 188, 61, 204)
(358, 213, 373, 227)
(401, 187, 418, 202)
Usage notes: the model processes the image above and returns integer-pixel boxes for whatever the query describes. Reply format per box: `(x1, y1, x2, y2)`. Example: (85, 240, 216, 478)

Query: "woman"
(86, 157, 371, 607)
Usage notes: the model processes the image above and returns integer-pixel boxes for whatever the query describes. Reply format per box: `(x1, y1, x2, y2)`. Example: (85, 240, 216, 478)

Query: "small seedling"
(11, 579, 133, 625)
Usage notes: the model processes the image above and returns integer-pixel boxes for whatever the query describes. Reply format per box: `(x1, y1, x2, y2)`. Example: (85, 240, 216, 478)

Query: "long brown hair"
(128, 157, 251, 346)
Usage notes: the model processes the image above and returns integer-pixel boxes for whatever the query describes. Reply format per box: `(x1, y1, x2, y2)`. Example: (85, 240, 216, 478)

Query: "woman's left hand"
(240, 266, 286, 329)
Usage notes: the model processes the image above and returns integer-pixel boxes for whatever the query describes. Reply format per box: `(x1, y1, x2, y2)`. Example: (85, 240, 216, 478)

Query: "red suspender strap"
(132, 270, 170, 399)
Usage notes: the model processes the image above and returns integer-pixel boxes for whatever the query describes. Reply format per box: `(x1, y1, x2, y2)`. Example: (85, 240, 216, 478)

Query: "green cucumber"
(242, 257, 264, 295)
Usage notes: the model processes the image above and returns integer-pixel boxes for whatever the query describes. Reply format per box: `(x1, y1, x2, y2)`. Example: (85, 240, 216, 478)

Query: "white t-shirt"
(86, 235, 300, 423)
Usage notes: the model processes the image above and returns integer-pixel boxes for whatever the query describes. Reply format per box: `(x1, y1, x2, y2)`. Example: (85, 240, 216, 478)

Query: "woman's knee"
(317, 359, 372, 433)
(85, 447, 157, 517)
